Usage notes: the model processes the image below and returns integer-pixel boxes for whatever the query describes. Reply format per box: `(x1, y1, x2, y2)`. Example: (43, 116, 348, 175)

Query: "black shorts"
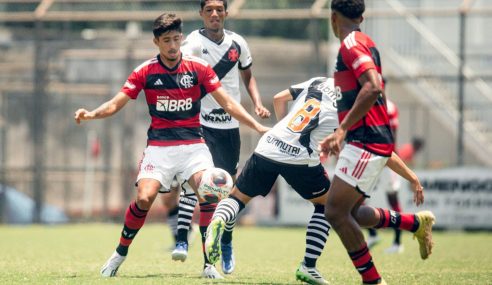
(202, 126, 241, 176)
(236, 153, 330, 200)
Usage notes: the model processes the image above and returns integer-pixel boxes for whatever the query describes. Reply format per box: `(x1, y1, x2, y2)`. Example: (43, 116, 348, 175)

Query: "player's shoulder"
(342, 31, 374, 50)
(186, 29, 202, 40)
(182, 54, 210, 68)
(133, 56, 159, 73)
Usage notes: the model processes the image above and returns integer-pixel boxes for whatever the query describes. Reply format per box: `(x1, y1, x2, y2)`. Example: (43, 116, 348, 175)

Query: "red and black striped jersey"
(334, 31, 394, 157)
(121, 54, 221, 146)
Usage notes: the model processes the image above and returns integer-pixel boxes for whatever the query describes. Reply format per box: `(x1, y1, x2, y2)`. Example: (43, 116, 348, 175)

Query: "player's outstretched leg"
(101, 201, 148, 277)
(205, 196, 245, 266)
(371, 208, 436, 259)
(172, 194, 197, 262)
(295, 204, 330, 285)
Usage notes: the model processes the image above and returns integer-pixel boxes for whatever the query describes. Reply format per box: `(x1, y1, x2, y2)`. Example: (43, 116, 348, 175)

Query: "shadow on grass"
(124, 273, 298, 284)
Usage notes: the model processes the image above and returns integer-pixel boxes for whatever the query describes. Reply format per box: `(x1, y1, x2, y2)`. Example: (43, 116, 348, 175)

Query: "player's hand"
(318, 128, 345, 157)
(256, 124, 270, 134)
(411, 180, 425, 206)
(255, 105, 271, 119)
(74, 108, 95, 124)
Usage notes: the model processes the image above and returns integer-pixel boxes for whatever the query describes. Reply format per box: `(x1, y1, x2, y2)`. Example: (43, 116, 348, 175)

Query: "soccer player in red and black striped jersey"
(74, 13, 268, 278)
(319, 1, 435, 284)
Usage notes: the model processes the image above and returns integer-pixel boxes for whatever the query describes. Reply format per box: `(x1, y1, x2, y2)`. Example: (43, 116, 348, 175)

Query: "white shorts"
(334, 144, 389, 196)
(374, 167, 401, 193)
(136, 143, 214, 191)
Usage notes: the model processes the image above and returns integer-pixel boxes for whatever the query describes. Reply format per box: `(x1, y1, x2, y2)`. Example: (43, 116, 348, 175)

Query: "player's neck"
(204, 28, 225, 43)
(159, 52, 181, 70)
(338, 25, 360, 42)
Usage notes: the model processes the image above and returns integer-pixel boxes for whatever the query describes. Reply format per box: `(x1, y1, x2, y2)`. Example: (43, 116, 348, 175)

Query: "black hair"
(331, 0, 365, 19)
(152, 13, 182, 38)
(200, 0, 228, 10)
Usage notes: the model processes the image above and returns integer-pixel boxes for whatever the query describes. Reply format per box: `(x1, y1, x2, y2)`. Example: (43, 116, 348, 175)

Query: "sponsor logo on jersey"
(179, 73, 194, 89)
(156, 96, 193, 112)
(202, 48, 209, 54)
(144, 164, 154, 172)
(154, 78, 164, 86)
(265, 135, 301, 157)
(201, 108, 232, 123)
(228, 48, 239, 62)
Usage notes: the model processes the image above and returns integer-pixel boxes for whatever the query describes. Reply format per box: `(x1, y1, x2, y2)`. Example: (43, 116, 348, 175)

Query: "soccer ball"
(198, 168, 233, 203)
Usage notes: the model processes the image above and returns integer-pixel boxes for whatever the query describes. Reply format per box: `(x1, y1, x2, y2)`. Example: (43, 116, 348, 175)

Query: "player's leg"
(285, 164, 331, 285)
(100, 178, 161, 277)
(203, 126, 240, 274)
(352, 200, 434, 260)
(171, 184, 198, 262)
(205, 153, 278, 266)
(324, 146, 388, 284)
(180, 143, 224, 278)
(101, 146, 170, 277)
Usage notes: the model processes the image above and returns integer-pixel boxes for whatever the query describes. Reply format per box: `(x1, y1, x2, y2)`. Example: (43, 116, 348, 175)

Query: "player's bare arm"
(272, 89, 293, 121)
(386, 151, 424, 206)
(74, 92, 130, 124)
(240, 68, 271, 119)
(211, 86, 269, 134)
(318, 68, 382, 156)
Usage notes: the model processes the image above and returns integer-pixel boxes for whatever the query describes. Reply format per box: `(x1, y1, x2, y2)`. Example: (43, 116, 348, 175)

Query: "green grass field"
(1, 224, 491, 285)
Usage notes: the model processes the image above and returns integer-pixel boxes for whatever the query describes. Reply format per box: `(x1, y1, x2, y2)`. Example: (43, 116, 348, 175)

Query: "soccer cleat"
(367, 235, 381, 249)
(384, 243, 404, 254)
(362, 278, 387, 285)
(413, 211, 436, 260)
(205, 218, 225, 264)
(295, 262, 329, 285)
(221, 241, 235, 274)
(171, 241, 188, 262)
(202, 264, 224, 279)
(100, 251, 126, 277)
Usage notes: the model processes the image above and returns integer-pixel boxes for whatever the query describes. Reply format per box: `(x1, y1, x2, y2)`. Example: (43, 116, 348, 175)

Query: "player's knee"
(324, 206, 344, 228)
(136, 193, 154, 210)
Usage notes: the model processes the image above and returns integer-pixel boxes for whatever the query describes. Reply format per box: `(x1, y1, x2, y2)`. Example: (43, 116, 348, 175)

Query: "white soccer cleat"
(384, 243, 404, 254)
(295, 262, 329, 285)
(201, 264, 224, 279)
(171, 241, 188, 262)
(100, 251, 126, 277)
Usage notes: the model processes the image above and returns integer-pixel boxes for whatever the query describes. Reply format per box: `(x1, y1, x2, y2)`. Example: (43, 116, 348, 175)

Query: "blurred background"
(0, 0, 491, 229)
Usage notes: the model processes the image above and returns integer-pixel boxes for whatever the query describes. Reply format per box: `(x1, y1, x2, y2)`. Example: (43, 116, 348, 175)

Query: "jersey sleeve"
(120, 66, 145, 99)
(181, 32, 202, 57)
(236, 35, 253, 70)
(341, 39, 376, 79)
(200, 63, 222, 93)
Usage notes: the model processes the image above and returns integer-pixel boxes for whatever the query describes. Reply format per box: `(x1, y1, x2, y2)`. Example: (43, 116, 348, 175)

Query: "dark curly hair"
(200, 0, 228, 10)
(331, 0, 365, 19)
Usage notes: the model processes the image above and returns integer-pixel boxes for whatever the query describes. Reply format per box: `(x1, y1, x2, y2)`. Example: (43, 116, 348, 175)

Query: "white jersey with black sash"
(255, 77, 339, 166)
(181, 29, 253, 129)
